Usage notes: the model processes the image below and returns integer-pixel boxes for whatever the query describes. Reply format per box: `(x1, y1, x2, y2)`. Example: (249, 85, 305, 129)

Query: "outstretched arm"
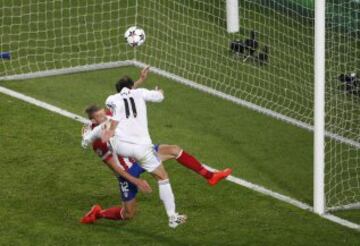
(81, 124, 102, 148)
(101, 119, 118, 143)
(133, 66, 150, 88)
(104, 155, 152, 193)
(137, 87, 164, 103)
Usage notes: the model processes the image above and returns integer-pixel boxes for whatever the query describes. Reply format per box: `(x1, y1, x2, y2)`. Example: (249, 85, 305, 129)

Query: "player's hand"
(81, 124, 91, 137)
(136, 179, 152, 193)
(155, 86, 164, 96)
(133, 66, 150, 88)
(139, 66, 150, 81)
(101, 129, 114, 143)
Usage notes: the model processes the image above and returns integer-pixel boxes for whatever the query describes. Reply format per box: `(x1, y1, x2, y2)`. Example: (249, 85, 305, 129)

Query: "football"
(124, 26, 146, 47)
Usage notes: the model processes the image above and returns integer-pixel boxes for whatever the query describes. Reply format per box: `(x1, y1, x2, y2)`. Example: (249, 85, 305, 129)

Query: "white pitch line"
(0, 86, 89, 124)
(322, 213, 360, 230)
(132, 61, 360, 150)
(0, 61, 134, 81)
(2, 61, 360, 149)
(0, 85, 359, 231)
(202, 170, 360, 231)
(229, 174, 312, 211)
(203, 165, 312, 211)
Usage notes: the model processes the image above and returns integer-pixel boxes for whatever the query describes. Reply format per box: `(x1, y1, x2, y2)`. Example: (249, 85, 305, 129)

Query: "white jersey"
(105, 87, 164, 145)
(81, 121, 106, 148)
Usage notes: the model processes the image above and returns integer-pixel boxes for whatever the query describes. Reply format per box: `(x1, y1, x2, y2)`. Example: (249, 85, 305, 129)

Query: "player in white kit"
(102, 75, 186, 228)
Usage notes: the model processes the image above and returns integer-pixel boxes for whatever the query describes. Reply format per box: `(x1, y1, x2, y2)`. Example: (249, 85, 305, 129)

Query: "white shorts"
(110, 138, 161, 173)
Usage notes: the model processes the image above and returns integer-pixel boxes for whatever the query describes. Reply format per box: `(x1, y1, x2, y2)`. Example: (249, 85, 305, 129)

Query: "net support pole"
(226, 0, 239, 33)
(314, 0, 326, 215)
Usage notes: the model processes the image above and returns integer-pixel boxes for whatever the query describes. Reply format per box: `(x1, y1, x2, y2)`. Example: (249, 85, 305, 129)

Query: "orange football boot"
(80, 204, 102, 224)
(208, 168, 232, 186)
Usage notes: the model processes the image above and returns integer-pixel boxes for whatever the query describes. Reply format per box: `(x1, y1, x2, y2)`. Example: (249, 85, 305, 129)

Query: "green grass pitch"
(1, 67, 360, 245)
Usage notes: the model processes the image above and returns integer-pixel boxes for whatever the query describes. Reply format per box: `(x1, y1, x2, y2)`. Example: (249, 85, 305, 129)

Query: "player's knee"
(154, 171, 169, 181)
(170, 145, 182, 158)
(156, 172, 169, 181)
(124, 210, 136, 220)
(151, 164, 169, 180)
(123, 206, 136, 220)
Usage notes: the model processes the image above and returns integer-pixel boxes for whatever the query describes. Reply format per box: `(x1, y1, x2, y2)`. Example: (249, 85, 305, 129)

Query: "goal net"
(137, 0, 360, 211)
(0, 0, 359, 212)
(325, 1, 360, 211)
(0, 0, 136, 77)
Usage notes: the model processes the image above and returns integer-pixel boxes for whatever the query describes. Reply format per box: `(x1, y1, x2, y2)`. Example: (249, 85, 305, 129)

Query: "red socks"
(98, 207, 124, 220)
(176, 151, 214, 179)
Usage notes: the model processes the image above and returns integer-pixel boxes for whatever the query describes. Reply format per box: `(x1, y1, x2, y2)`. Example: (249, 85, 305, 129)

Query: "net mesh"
(137, 0, 360, 210)
(325, 0, 360, 210)
(137, 0, 315, 124)
(0, 0, 359, 210)
(0, 0, 135, 76)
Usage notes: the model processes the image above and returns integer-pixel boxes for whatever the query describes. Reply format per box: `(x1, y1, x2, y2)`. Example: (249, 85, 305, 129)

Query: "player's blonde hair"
(84, 105, 101, 119)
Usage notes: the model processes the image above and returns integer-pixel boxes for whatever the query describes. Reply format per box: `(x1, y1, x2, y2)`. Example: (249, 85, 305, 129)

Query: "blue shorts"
(117, 163, 145, 202)
(116, 144, 159, 202)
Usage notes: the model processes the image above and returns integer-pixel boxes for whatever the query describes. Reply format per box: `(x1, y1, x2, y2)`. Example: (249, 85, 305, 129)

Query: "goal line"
(0, 84, 359, 231)
(1, 61, 360, 151)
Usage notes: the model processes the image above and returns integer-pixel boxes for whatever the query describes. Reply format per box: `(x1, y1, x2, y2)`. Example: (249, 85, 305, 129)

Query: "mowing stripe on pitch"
(0, 85, 359, 231)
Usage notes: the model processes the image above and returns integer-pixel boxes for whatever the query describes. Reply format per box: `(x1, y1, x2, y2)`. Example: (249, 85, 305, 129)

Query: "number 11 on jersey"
(123, 97, 137, 118)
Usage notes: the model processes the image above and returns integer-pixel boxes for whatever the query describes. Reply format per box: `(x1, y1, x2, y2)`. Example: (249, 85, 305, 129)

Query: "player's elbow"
(157, 93, 164, 102)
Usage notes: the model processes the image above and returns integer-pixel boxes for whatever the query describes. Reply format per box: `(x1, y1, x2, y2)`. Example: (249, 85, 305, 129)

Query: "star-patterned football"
(124, 26, 146, 47)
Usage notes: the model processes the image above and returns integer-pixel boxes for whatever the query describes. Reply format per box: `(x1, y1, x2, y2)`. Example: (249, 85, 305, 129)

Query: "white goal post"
(226, 0, 240, 33)
(0, 0, 359, 218)
(313, 0, 326, 215)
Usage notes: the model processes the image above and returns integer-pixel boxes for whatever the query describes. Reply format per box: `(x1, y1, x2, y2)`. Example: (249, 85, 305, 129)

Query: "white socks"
(158, 179, 176, 217)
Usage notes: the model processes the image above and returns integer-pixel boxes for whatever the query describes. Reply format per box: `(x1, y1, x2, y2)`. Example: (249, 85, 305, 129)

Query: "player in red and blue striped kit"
(80, 134, 147, 223)
(80, 106, 232, 224)
(80, 67, 232, 226)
